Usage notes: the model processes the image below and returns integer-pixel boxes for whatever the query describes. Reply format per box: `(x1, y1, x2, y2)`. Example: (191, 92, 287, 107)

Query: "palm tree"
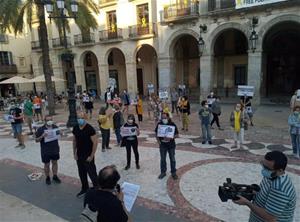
(0, 0, 99, 115)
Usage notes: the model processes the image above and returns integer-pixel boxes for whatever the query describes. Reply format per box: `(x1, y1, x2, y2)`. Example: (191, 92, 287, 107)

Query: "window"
(85, 53, 93, 67)
(19, 57, 26, 67)
(0, 51, 13, 65)
(137, 4, 149, 35)
(107, 11, 117, 32)
(234, 65, 247, 85)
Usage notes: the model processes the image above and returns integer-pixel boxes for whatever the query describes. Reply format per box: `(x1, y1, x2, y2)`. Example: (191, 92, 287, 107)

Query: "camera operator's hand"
(117, 190, 124, 202)
(233, 195, 251, 206)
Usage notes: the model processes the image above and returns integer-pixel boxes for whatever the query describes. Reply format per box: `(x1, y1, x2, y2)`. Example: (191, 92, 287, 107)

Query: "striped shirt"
(249, 175, 296, 222)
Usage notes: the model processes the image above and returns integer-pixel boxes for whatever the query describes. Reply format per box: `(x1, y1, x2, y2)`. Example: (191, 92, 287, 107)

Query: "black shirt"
(240, 96, 252, 107)
(9, 107, 23, 124)
(123, 122, 139, 141)
(155, 121, 178, 146)
(84, 189, 128, 222)
(36, 125, 60, 156)
(72, 124, 96, 160)
(113, 111, 123, 129)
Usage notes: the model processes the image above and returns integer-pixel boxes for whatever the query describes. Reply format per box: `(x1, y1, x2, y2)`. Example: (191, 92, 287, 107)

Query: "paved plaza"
(0, 102, 299, 222)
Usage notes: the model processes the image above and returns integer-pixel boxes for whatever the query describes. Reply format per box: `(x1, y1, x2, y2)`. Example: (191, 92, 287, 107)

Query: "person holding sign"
(240, 96, 254, 126)
(121, 114, 140, 170)
(155, 113, 179, 180)
(35, 115, 61, 185)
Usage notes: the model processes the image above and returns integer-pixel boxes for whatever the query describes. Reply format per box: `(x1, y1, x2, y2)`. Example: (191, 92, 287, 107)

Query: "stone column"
(158, 56, 176, 89)
(125, 61, 138, 96)
(200, 54, 213, 101)
(247, 50, 263, 105)
(98, 63, 109, 97)
(52, 66, 65, 94)
(74, 65, 86, 92)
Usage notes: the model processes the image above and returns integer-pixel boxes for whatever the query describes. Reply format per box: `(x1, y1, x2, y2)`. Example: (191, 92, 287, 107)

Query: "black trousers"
(138, 114, 143, 122)
(125, 139, 139, 166)
(211, 113, 220, 127)
(100, 128, 110, 149)
(76, 159, 98, 191)
(171, 101, 178, 114)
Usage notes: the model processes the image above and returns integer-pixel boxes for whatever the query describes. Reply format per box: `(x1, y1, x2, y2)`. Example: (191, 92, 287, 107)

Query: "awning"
(0, 76, 31, 84)
(29, 75, 66, 83)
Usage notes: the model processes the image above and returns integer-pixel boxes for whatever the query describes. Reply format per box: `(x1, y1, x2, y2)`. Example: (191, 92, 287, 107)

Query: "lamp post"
(44, 0, 78, 127)
(198, 24, 207, 56)
(249, 17, 258, 53)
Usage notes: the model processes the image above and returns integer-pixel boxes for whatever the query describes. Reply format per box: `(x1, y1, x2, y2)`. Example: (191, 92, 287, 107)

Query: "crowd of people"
(1, 87, 299, 222)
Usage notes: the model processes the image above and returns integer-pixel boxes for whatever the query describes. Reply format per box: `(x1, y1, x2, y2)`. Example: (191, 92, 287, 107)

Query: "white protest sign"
(44, 128, 61, 143)
(121, 182, 140, 212)
(147, 83, 154, 94)
(4, 114, 14, 123)
(34, 104, 41, 109)
(178, 84, 186, 89)
(159, 89, 169, 100)
(121, 127, 137, 137)
(237, 85, 254, 97)
(157, 124, 175, 138)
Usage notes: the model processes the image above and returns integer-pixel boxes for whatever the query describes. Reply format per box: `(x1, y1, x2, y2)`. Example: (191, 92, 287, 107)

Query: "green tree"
(0, 0, 99, 115)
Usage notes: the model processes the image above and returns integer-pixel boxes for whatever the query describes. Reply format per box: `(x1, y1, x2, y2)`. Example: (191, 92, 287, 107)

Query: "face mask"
(128, 119, 133, 124)
(162, 119, 168, 124)
(294, 111, 299, 115)
(77, 118, 86, 126)
(261, 167, 276, 179)
(210, 93, 214, 96)
(236, 108, 240, 111)
(204, 105, 208, 108)
(46, 120, 53, 126)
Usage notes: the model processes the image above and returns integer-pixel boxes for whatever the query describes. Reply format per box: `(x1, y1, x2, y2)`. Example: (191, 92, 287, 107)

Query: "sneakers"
(218, 127, 224, 131)
(76, 190, 87, 198)
(208, 141, 212, 145)
(136, 164, 140, 169)
(211, 126, 215, 129)
(20, 144, 25, 149)
(202, 141, 206, 144)
(230, 145, 240, 151)
(106, 147, 112, 150)
(124, 165, 130, 170)
(52, 175, 61, 184)
(172, 173, 178, 180)
(158, 173, 166, 179)
(45, 176, 51, 185)
(102, 149, 105, 152)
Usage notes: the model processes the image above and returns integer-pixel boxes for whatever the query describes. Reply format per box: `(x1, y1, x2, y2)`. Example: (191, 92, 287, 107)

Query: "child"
(121, 114, 140, 170)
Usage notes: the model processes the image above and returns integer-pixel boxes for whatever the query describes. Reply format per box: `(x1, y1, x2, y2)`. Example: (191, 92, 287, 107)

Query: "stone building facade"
(29, 0, 300, 103)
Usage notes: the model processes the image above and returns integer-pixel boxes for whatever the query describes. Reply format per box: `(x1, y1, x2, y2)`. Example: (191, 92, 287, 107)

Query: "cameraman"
(84, 165, 131, 222)
(233, 151, 296, 222)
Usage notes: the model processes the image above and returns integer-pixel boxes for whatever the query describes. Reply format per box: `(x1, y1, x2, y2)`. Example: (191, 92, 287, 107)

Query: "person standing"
(84, 95, 93, 119)
(179, 96, 190, 131)
(198, 100, 212, 145)
(9, 103, 25, 148)
(98, 107, 112, 152)
(290, 90, 298, 111)
(171, 88, 179, 114)
(121, 114, 140, 170)
(210, 97, 223, 130)
(155, 113, 179, 180)
(35, 115, 61, 185)
(240, 96, 254, 126)
(207, 91, 216, 108)
(288, 106, 300, 159)
(23, 96, 34, 135)
(72, 112, 98, 197)
(33, 95, 43, 122)
(147, 95, 155, 120)
(136, 95, 143, 123)
(121, 90, 130, 114)
(113, 105, 124, 146)
(104, 88, 112, 109)
(229, 103, 249, 151)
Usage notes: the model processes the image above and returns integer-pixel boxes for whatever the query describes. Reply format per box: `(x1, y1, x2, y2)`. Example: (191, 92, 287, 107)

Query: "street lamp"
(249, 17, 258, 53)
(198, 24, 207, 56)
(44, 0, 78, 127)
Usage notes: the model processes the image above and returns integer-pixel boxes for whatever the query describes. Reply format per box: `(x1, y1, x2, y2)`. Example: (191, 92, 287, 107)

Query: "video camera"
(218, 178, 260, 202)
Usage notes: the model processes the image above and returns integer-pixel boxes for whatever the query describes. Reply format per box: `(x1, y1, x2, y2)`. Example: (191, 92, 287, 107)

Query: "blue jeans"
(291, 134, 300, 155)
(159, 142, 176, 174)
(115, 128, 122, 144)
(201, 124, 212, 142)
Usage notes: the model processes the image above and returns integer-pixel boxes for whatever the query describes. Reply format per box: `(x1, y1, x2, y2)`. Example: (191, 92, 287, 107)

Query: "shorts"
(35, 108, 42, 114)
(12, 123, 22, 134)
(41, 153, 60, 164)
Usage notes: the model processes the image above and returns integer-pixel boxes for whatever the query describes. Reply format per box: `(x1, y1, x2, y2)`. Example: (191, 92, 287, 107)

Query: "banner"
(237, 85, 254, 97)
(235, 0, 288, 9)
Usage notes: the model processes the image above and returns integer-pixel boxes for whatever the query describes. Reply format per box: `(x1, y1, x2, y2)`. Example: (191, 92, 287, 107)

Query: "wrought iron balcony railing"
(0, 64, 17, 74)
(162, 2, 199, 22)
(0, 34, 9, 44)
(99, 28, 123, 42)
(31, 40, 41, 50)
(74, 33, 95, 45)
(128, 23, 156, 39)
(52, 37, 71, 48)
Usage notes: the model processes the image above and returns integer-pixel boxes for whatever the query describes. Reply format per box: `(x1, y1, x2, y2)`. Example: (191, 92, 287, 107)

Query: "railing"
(0, 64, 17, 74)
(163, 2, 199, 21)
(52, 37, 71, 48)
(208, 0, 236, 11)
(128, 23, 156, 38)
(99, 28, 123, 41)
(0, 34, 9, 43)
(74, 33, 95, 45)
(31, 40, 41, 50)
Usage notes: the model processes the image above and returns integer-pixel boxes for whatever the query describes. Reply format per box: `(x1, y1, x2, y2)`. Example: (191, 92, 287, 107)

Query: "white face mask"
(236, 108, 240, 111)
(46, 120, 53, 126)
(128, 119, 133, 124)
(162, 119, 168, 124)
(204, 105, 208, 108)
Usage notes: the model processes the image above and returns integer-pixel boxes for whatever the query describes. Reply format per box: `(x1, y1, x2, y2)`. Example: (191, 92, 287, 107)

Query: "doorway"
(137, 68, 144, 95)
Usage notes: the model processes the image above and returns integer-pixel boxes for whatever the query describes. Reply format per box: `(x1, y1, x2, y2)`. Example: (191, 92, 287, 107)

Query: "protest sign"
(121, 182, 140, 212)
(121, 127, 137, 137)
(44, 128, 61, 143)
(237, 85, 254, 97)
(157, 124, 175, 138)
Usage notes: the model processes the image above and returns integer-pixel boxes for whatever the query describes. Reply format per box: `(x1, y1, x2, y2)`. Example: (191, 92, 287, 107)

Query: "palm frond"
(0, 0, 22, 33)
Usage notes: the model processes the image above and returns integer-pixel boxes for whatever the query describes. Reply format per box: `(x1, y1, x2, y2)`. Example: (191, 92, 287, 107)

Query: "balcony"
(52, 37, 71, 48)
(99, 0, 117, 8)
(31, 41, 41, 50)
(74, 33, 95, 46)
(208, 0, 235, 12)
(99, 29, 123, 43)
(161, 2, 199, 23)
(129, 23, 156, 40)
(0, 64, 17, 74)
(0, 34, 9, 44)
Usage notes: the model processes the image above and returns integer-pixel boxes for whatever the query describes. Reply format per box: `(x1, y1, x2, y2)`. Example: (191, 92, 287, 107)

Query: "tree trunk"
(36, 0, 56, 115)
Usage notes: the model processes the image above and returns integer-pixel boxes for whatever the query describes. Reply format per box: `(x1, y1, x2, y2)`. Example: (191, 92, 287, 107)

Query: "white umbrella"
(30, 75, 66, 83)
(0, 76, 31, 84)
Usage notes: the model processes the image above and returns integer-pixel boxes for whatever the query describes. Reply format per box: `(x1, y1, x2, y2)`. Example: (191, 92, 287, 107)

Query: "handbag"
(80, 206, 97, 222)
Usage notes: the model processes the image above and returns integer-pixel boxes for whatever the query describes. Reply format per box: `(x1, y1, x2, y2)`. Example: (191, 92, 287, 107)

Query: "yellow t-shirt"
(98, 114, 111, 129)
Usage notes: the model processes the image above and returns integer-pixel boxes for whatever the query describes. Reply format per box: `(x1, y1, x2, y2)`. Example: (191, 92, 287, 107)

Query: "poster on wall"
(235, 0, 288, 9)
(237, 85, 254, 97)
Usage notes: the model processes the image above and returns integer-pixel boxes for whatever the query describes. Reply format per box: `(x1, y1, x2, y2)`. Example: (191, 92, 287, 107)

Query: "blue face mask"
(77, 118, 86, 126)
(261, 167, 275, 179)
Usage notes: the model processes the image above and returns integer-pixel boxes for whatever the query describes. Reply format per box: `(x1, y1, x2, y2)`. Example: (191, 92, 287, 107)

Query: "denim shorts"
(12, 123, 22, 134)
